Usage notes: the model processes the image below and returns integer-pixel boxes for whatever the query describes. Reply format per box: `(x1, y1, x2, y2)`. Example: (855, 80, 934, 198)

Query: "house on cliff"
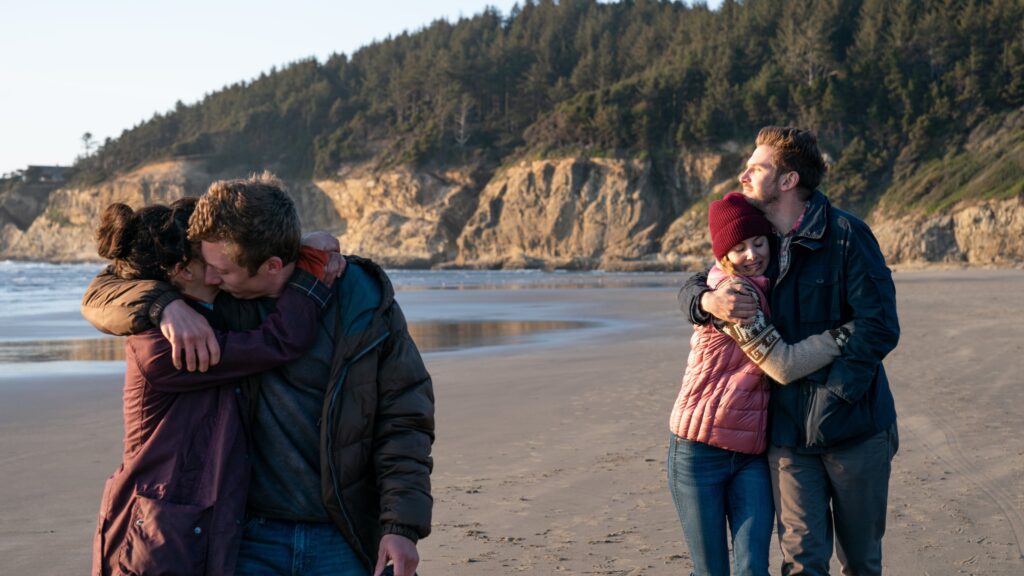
(19, 165, 69, 183)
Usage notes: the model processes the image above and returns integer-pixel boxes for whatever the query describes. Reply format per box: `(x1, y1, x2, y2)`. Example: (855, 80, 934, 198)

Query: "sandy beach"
(2, 269, 1023, 575)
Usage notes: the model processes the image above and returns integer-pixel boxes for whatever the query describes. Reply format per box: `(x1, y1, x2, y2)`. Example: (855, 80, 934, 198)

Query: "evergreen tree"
(66, 0, 1022, 215)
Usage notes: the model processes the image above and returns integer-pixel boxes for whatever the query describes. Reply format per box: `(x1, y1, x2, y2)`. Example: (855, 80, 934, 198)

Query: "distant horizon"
(0, 0, 722, 177)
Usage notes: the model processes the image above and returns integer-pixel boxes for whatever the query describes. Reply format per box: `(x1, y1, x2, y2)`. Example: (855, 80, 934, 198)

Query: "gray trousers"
(767, 423, 898, 576)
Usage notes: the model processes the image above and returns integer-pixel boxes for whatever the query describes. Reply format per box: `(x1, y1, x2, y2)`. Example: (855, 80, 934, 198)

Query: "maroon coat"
(92, 273, 329, 576)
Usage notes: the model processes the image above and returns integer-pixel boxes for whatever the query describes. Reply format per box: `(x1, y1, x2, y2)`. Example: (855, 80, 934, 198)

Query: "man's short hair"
(755, 126, 827, 199)
(188, 172, 301, 275)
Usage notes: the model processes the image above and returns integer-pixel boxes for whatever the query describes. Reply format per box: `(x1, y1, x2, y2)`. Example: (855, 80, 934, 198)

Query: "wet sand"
(2, 269, 1023, 574)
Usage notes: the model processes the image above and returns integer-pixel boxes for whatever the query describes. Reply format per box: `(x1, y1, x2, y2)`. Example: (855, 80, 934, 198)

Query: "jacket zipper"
(325, 331, 390, 565)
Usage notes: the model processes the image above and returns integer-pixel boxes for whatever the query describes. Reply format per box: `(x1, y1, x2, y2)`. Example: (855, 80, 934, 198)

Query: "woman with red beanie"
(667, 192, 853, 576)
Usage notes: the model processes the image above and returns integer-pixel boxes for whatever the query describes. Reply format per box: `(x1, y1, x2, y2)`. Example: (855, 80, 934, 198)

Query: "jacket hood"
(344, 255, 396, 318)
(322, 256, 398, 367)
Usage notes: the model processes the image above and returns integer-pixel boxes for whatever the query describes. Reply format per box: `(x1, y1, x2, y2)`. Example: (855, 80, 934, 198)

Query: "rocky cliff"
(0, 181, 61, 232)
(2, 153, 1022, 269)
(311, 167, 482, 268)
(871, 196, 1024, 266)
(453, 154, 733, 270)
(1, 161, 210, 261)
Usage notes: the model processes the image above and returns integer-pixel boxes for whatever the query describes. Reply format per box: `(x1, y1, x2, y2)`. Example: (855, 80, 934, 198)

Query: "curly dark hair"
(94, 197, 199, 280)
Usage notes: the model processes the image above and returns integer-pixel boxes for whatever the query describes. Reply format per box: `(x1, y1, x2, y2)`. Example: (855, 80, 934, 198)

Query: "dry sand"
(1, 269, 1023, 575)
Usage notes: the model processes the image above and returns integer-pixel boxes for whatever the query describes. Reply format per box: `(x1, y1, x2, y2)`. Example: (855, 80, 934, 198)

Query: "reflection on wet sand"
(408, 320, 592, 353)
(0, 320, 593, 363)
(0, 337, 126, 363)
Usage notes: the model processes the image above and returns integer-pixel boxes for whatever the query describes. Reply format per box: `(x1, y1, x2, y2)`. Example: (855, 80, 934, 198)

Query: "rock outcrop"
(3, 152, 1022, 270)
(1, 161, 209, 261)
(312, 167, 481, 268)
(872, 196, 1024, 266)
(454, 153, 739, 270)
(0, 181, 61, 231)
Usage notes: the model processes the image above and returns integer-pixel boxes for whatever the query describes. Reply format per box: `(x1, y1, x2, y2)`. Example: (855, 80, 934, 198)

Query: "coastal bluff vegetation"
(3, 0, 1023, 269)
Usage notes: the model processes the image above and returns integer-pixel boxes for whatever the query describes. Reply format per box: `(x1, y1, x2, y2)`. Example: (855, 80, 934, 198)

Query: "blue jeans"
(667, 434, 773, 576)
(236, 517, 369, 576)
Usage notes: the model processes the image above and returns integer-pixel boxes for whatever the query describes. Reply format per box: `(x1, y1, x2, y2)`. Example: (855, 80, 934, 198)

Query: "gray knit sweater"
(715, 276, 853, 384)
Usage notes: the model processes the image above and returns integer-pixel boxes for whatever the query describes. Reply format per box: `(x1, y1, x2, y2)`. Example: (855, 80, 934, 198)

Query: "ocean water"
(0, 260, 684, 363)
(0, 260, 107, 318)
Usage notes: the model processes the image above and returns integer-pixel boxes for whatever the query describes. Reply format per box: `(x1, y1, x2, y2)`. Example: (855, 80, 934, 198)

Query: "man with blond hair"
(679, 127, 899, 575)
(83, 173, 433, 576)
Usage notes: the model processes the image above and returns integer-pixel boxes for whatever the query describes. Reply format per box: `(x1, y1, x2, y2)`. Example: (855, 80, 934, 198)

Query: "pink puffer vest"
(669, 266, 770, 455)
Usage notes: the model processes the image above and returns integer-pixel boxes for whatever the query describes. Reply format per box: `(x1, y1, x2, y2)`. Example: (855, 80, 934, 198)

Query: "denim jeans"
(668, 434, 774, 576)
(236, 517, 369, 576)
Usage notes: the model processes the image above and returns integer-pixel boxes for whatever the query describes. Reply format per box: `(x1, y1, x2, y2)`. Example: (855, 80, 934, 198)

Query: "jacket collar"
(790, 190, 830, 250)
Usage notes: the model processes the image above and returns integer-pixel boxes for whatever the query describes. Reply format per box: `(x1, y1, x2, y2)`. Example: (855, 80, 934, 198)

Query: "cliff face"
(311, 167, 481, 268)
(0, 181, 61, 231)
(0, 160, 486, 268)
(3, 154, 1023, 269)
(456, 158, 663, 269)
(871, 196, 1024, 266)
(1, 161, 209, 261)
(455, 153, 737, 269)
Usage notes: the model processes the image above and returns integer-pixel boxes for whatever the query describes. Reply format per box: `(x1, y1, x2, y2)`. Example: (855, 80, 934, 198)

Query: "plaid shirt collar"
(777, 201, 809, 283)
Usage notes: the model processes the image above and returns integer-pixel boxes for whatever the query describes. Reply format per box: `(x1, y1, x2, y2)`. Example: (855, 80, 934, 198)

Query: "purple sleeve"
(128, 284, 325, 393)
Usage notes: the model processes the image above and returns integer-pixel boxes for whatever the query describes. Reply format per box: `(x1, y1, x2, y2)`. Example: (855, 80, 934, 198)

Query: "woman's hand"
(159, 299, 219, 371)
(299, 230, 345, 287)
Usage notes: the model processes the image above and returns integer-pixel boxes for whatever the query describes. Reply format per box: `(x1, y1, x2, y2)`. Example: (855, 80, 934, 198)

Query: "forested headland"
(4, 0, 1023, 268)
(69, 0, 1024, 215)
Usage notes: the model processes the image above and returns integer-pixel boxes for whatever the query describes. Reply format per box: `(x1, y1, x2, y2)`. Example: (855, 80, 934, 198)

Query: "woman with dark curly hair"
(90, 198, 335, 576)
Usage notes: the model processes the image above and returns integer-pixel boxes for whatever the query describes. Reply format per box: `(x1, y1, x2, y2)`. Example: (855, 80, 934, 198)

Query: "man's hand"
(159, 299, 220, 372)
(301, 231, 340, 252)
(701, 281, 758, 324)
(374, 534, 419, 576)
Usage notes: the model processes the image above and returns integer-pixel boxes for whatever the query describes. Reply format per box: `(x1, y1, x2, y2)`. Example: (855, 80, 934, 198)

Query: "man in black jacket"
(679, 127, 899, 575)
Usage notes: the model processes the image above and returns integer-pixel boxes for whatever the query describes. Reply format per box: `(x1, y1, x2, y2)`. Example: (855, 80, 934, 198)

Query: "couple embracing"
(668, 127, 900, 576)
(83, 174, 432, 576)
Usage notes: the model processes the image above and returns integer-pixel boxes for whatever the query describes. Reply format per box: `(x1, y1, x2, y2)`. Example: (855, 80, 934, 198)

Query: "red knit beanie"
(708, 192, 773, 261)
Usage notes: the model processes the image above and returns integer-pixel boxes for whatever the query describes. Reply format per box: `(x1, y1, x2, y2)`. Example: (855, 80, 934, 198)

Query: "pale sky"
(0, 0, 720, 176)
